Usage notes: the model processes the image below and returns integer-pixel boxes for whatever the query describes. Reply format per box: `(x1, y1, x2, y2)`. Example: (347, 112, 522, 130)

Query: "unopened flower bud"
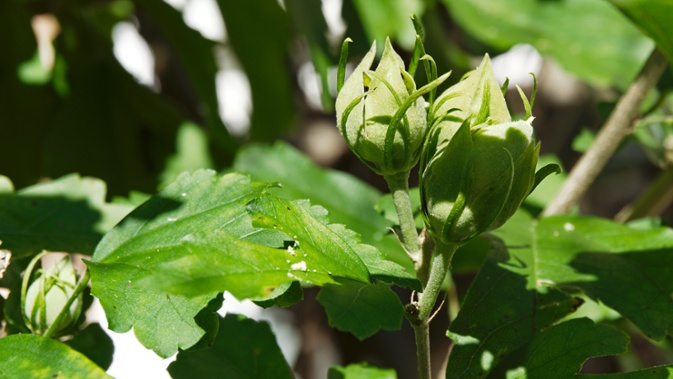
(23, 255, 82, 336)
(422, 120, 538, 244)
(336, 38, 437, 176)
(421, 54, 555, 244)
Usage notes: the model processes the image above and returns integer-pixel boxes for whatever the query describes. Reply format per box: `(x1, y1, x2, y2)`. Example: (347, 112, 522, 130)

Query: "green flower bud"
(422, 120, 538, 244)
(336, 38, 433, 176)
(23, 255, 83, 336)
(427, 55, 510, 151)
(420, 54, 554, 244)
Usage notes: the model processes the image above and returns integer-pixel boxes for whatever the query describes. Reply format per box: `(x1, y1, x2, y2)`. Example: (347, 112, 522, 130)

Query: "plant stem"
(410, 240, 459, 379)
(418, 241, 457, 320)
(413, 322, 431, 379)
(542, 49, 669, 216)
(44, 269, 90, 338)
(615, 165, 673, 222)
(385, 172, 422, 265)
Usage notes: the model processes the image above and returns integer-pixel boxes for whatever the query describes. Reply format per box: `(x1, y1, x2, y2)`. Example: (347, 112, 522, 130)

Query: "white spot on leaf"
(291, 261, 307, 271)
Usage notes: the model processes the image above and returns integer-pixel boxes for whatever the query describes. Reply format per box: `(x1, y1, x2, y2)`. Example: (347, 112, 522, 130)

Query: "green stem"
(385, 172, 421, 265)
(418, 241, 457, 320)
(44, 269, 90, 338)
(413, 322, 431, 379)
(542, 49, 669, 216)
(615, 165, 673, 222)
(410, 240, 459, 379)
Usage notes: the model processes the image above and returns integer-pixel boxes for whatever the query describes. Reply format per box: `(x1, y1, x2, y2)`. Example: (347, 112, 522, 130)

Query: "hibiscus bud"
(23, 255, 83, 336)
(336, 38, 448, 176)
(421, 120, 538, 244)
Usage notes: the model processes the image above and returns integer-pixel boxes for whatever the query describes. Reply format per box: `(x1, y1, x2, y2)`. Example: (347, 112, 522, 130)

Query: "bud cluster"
(337, 39, 555, 245)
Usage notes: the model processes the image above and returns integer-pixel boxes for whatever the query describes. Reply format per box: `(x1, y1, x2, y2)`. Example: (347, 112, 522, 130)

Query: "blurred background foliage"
(3, 0, 671, 209)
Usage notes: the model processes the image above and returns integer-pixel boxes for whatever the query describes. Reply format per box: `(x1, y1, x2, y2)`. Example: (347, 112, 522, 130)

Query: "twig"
(542, 49, 669, 216)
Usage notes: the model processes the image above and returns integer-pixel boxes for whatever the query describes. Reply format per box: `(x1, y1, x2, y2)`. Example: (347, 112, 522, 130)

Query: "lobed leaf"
(89, 170, 270, 357)
(233, 142, 416, 273)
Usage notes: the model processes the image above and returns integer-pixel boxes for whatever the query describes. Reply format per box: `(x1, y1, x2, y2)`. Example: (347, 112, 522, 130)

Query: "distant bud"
(336, 38, 428, 176)
(23, 255, 82, 336)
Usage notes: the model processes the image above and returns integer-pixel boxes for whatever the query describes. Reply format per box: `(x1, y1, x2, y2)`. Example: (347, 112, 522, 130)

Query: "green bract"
(23, 255, 83, 336)
(421, 56, 540, 244)
(336, 38, 446, 176)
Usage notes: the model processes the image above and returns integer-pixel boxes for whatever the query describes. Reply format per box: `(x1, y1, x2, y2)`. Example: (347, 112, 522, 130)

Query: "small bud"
(336, 38, 446, 176)
(23, 255, 83, 336)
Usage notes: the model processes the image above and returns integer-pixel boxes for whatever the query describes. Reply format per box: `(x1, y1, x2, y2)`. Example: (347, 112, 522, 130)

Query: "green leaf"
(443, 0, 654, 89)
(233, 142, 415, 272)
(0, 173, 134, 258)
(317, 280, 404, 340)
(89, 170, 269, 357)
(447, 237, 583, 378)
(246, 194, 371, 284)
(492, 215, 673, 341)
(168, 314, 294, 379)
(65, 323, 114, 371)
(607, 0, 673, 63)
(524, 155, 566, 212)
(0, 334, 110, 379)
(328, 362, 398, 379)
(506, 318, 628, 379)
(216, 0, 295, 141)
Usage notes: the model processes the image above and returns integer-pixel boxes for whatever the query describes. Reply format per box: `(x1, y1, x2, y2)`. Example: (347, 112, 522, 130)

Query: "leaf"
(491, 215, 673, 341)
(89, 170, 269, 357)
(65, 323, 115, 371)
(447, 237, 583, 378)
(0, 334, 110, 379)
(506, 318, 629, 379)
(167, 314, 294, 379)
(443, 0, 654, 89)
(254, 281, 304, 309)
(328, 362, 398, 379)
(233, 142, 414, 272)
(317, 280, 404, 340)
(216, 0, 295, 141)
(246, 194, 371, 284)
(0, 173, 134, 258)
(607, 0, 673, 63)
